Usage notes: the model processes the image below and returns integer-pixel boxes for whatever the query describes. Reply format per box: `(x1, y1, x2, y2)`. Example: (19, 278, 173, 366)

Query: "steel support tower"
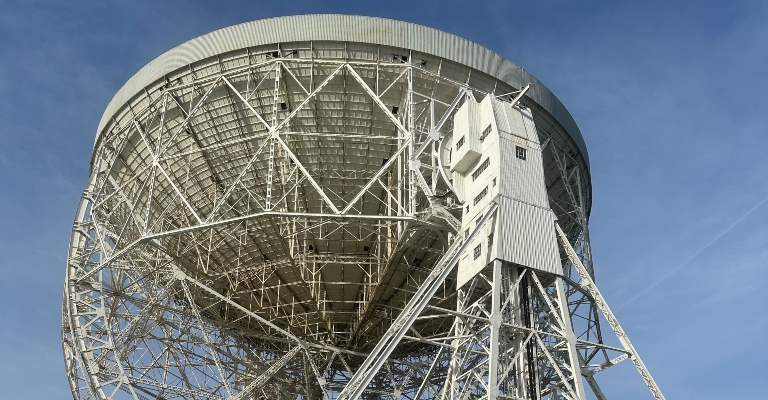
(62, 15, 665, 400)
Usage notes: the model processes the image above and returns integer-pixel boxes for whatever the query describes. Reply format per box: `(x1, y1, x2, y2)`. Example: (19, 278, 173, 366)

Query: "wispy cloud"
(616, 192, 768, 311)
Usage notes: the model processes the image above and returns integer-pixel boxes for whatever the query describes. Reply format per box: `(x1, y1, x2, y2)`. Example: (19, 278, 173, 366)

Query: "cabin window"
(472, 158, 491, 181)
(474, 186, 488, 205)
(480, 124, 492, 141)
(515, 145, 527, 160)
(456, 136, 465, 150)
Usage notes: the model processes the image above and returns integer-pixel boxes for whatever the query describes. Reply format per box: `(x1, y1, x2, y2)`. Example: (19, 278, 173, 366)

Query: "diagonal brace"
(337, 202, 499, 400)
(555, 222, 666, 400)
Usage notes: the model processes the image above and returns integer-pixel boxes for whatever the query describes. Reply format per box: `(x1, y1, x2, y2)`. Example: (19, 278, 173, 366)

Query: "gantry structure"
(62, 15, 664, 400)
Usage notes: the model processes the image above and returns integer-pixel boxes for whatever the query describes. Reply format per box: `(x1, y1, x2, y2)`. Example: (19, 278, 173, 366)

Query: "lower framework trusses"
(63, 52, 662, 399)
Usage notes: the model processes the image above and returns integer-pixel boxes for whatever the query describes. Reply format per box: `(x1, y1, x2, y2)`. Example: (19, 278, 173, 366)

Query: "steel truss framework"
(63, 48, 663, 400)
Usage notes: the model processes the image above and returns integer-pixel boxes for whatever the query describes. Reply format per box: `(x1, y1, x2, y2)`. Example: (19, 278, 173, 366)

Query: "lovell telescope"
(62, 14, 665, 400)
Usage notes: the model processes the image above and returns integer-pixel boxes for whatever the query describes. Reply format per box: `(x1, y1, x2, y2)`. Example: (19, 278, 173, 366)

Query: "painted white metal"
(62, 15, 662, 400)
(337, 203, 498, 400)
(449, 96, 482, 173)
(455, 96, 560, 287)
(94, 16, 589, 166)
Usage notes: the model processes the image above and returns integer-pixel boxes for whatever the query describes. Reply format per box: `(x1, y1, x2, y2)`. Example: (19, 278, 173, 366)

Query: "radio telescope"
(62, 15, 665, 400)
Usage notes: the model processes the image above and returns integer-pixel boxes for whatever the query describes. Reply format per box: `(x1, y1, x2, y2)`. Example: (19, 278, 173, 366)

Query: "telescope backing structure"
(62, 15, 665, 400)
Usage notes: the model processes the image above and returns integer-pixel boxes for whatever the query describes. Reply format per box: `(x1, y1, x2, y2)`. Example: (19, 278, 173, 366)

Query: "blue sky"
(1, 1, 766, 398)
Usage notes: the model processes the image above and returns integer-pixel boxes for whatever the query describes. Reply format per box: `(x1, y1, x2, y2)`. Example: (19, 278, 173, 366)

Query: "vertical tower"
(449, 94, 585, 399)
(62, 15, 665, 400)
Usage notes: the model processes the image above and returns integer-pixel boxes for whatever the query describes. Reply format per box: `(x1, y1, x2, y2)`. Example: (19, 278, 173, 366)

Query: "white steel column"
(487, 259, 503, 400)
(555, 277, 587, 400)
(556, 223, 666, 400)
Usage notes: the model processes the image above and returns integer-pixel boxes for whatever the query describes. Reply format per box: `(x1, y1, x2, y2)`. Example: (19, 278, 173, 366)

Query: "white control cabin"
(451, 94, 561, 287)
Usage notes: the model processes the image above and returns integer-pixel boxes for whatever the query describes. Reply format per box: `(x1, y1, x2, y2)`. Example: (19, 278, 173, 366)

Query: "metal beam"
(337, 202, 498, 400)
(555, 222, 666, 400)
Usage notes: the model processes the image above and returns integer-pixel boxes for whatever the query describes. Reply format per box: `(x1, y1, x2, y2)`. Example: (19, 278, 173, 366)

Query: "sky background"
(1, 0, 766, 398)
